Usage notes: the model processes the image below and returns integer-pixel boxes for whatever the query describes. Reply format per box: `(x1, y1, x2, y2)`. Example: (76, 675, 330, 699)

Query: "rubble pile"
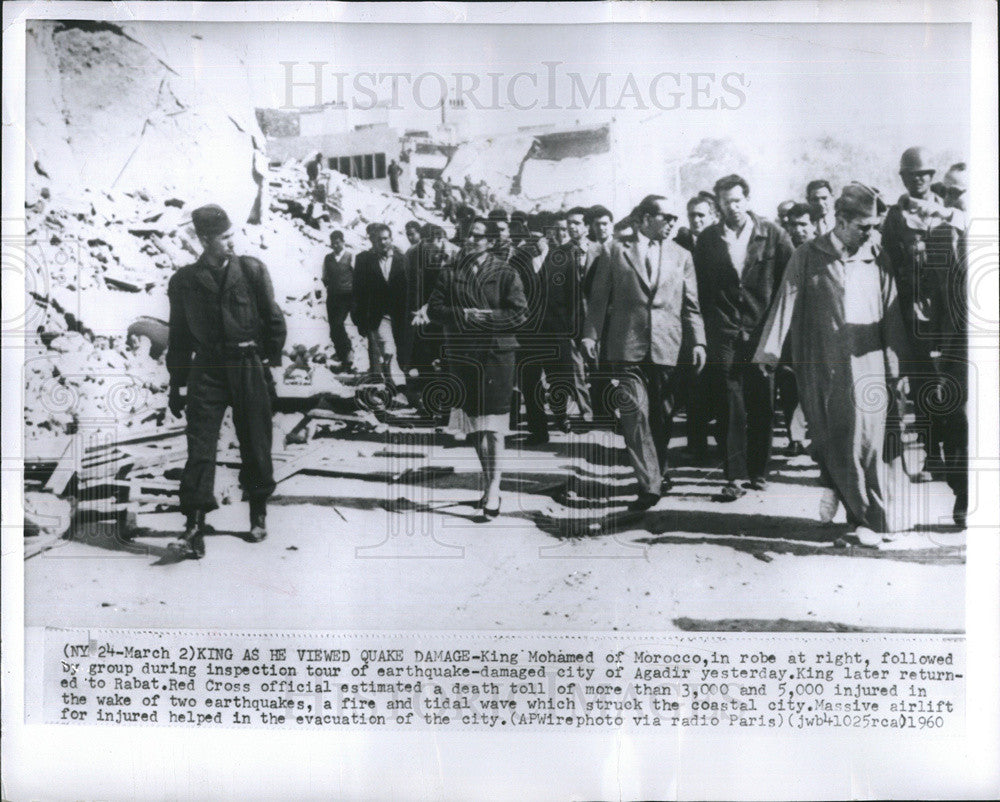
(25, 159, 449, 442)
(23, 19, 452, 447)
(26, 20, 267, 221)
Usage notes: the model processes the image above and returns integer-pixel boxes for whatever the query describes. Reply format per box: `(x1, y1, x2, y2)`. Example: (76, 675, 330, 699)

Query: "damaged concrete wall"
(25, 20, 267, 223)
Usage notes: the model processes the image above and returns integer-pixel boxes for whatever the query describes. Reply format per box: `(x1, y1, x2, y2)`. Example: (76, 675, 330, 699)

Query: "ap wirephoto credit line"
(3, 2, 998, 800)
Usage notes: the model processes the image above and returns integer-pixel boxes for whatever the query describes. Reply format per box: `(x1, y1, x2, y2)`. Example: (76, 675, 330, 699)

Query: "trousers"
(179, 352, 275, 515)
(681, 364, 710, 450)
(776, 365, 808, 444)
(515, 340, 582, 435)
(617, 362, 678, 494)
(568, 338, 594, 419)
(709, 339, 775, 482)
(936, 348, 968, 501)
(366, 315, 398, 388)
(325, 293, 354, 364)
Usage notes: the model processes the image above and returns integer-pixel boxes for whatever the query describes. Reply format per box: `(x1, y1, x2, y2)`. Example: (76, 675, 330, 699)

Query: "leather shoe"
(523, 432, 550, 447)
(248, 500, 267, 543)
(659, 475, 674, 495)
(714, 483, 746, 503)
(745, 477, 769, 491)
(627, 491, 660, 512)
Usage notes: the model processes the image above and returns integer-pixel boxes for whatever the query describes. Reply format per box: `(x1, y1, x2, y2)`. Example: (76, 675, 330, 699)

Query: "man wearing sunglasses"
(583, 195, 706, 512)
(755, 183, 911, 546)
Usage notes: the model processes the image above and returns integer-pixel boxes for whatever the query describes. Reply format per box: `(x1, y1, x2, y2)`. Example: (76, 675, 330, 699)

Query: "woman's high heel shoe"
(483, 496, 501, 519)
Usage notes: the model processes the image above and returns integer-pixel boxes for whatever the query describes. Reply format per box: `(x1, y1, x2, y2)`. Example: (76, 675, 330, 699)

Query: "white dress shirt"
(378, 253, 393, 281)
(722, 218, 753, 278)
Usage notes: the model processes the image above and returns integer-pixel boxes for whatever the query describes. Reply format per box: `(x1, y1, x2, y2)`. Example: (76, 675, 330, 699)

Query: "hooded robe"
(755, 232, 911, 532)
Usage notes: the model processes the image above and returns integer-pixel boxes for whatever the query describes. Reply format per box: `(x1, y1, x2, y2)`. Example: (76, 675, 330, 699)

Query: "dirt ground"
(25, 418, 965, 634)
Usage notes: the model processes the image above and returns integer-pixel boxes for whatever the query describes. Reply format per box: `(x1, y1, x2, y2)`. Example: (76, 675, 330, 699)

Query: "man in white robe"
(755, 183, 911, 545)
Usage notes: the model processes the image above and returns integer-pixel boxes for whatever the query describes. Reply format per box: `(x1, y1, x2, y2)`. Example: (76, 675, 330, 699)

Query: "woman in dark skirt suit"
(425, 218, 528, 517)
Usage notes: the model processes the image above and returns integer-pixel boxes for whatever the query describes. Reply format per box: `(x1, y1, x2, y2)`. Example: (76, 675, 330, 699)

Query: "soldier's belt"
(197, 341, 260, 359)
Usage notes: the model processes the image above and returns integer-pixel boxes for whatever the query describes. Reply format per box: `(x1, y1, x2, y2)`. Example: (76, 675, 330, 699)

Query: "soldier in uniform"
(166, 205, 287, 559)
(881, 146, 947, 481)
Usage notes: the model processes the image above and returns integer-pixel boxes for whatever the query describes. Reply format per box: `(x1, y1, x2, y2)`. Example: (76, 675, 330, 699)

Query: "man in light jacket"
(583, 195, 706, 511)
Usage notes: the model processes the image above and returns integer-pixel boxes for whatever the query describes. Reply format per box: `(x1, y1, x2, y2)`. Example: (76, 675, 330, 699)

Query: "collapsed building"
(22, 21, 451, 538)
(438, 120, 686, 217)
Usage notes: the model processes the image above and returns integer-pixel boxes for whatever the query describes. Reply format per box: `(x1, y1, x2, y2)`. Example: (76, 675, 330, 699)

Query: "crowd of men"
(163, 145, 969, 557)
(323, 146, 968, 537)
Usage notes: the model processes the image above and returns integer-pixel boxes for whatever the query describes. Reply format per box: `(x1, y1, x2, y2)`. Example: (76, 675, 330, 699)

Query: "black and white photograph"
(3, 1, 998, 800)
(16, 13, 977, 631)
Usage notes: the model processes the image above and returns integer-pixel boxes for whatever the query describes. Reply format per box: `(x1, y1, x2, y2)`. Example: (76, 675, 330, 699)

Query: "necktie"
(645, 240, 659, 280)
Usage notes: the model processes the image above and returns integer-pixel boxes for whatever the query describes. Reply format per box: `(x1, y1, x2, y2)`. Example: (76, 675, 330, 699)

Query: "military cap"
(191, 204, 232, 238)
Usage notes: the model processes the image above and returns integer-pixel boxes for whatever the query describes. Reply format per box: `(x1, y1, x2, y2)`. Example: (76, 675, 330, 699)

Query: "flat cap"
(836, 182, 885, 221)
(191, 204, 232, 238)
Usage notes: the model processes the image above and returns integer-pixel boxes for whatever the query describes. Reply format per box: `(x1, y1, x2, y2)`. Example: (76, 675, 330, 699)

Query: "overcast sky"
(112, 19, 971, 212)
(232, 21, 970, 151)
(125, 20, 970, 156)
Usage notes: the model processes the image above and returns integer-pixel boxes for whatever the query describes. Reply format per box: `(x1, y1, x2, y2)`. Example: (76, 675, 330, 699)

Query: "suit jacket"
(167, 254, 287, 388)
(540, 242, 585, 338)
(427, 252, 527, 352)
(351, 248, 408, 335)
(582, 239, 613, 297)
(693, 212, 793, 361)
(505, 244, 547, 336)
(673, 227, 696, 253)
(583, 234, 705, 366)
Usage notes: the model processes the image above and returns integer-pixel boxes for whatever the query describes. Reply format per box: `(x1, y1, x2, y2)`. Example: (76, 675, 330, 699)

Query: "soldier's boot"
(181, 511, 206, 559)
(953, 490, 968, 528)
(248, 499, 268, 543)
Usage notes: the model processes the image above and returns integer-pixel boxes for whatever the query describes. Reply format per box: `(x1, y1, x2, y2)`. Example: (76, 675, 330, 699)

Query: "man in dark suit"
(583, 195, 706, 511)
(694, 174, 793, 501)
(405, 223, 457, 413)
(565, 207, 594, 423)
(351, 223, 409, 391)
(674, 192, 718, 459)
(507, 214, 587, 443)
(505, 221, 549, 442)
(584, 205, 617, 423)
(673, 191, 717, 254)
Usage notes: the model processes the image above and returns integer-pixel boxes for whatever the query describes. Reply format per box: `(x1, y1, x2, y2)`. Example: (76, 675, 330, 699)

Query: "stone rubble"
(24, 160, 448, 447)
